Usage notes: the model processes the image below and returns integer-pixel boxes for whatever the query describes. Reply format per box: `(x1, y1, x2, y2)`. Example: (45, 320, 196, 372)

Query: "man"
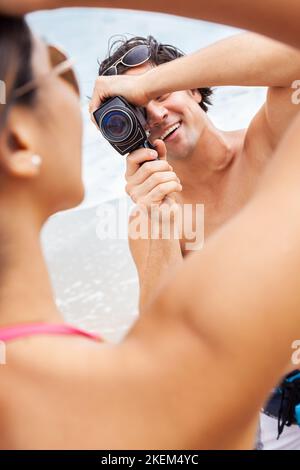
(96, 34, 300, 251)
(95, 34, 300, 449)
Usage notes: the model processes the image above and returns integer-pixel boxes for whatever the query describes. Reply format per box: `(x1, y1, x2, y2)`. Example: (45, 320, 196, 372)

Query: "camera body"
(93, 96, 154, 156)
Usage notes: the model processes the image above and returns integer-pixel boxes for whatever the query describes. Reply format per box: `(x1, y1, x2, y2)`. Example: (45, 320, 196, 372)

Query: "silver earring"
(31, 154, 42, 167)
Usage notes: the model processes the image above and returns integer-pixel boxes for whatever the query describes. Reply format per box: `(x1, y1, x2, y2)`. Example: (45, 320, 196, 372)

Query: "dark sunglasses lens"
(122, 45, 150, 66)
(102, 66, 117, 76)
(48, 45, 80, 96)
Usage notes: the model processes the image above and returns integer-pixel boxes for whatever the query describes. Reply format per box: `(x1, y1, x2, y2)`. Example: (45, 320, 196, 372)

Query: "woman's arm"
(123, 110, 300, 447)
(1, 0, 300, 50)
(85, 110, 300, 449)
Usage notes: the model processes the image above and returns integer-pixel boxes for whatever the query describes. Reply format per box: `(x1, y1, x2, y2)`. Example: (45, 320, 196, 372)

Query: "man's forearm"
(144, 33, 300, 101)
(129, 209, 183, 312)
(138, 238, 183, 313)
(129, 235, 183, 312)
(1, 1, 300, 50)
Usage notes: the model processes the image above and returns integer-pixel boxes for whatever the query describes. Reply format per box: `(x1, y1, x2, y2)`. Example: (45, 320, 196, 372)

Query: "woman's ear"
(1, 148, 42, 179)
(0, 108, 42, 180)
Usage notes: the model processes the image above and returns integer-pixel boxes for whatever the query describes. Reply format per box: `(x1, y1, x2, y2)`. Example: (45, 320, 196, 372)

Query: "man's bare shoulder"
(243, 86, 299, 167)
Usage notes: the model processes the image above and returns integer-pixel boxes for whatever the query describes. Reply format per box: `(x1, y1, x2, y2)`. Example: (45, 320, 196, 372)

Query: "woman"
(0, 13, 300, 449)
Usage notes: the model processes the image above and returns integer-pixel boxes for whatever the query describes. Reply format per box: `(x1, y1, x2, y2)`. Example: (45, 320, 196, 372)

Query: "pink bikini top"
(0, 323, 102, 343)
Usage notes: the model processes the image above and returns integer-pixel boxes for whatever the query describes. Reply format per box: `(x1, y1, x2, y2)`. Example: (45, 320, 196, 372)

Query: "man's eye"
(157, 94, 170, 102)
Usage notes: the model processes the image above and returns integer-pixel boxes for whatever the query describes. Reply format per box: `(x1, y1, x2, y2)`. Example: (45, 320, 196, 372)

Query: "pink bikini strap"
(0, 323, 102, 342)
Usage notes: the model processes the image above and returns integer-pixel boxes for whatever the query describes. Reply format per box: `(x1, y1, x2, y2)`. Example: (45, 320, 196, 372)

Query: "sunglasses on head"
(14, 44, 80, 99)
(101, 44, 151, 76)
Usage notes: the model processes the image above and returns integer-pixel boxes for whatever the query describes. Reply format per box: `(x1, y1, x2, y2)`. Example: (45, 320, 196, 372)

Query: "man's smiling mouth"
(159, 122, 181, 141)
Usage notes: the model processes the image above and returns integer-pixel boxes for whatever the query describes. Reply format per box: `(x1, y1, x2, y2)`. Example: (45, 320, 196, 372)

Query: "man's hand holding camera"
(89, 59, 183, 248)
(90, 73, 182, 209)
(89, 74, 148, 122)
(125, 139, 182, 208)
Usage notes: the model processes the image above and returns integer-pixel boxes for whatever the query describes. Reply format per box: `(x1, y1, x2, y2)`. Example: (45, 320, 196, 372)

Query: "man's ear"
(191, 89, 202, 104)
(0, 108, 42, 180)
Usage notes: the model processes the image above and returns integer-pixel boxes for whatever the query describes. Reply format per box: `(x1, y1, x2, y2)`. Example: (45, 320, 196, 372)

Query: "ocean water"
(28, 7, 266, 209)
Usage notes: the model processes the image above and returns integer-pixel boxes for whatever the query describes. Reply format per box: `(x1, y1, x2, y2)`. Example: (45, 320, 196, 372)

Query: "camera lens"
(101, 109, 133, 142)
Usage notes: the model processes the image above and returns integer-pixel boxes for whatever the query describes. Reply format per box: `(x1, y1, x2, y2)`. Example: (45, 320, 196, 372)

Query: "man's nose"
(146, 101, 168, 129)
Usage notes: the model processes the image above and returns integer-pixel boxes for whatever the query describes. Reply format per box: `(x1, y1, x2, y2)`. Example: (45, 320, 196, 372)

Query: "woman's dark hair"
(98, 35, 213, 113)
(0, 15, 35, 131)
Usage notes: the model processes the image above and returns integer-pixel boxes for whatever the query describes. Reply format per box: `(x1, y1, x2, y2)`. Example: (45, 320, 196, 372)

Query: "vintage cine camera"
(93, 96, 155, 156)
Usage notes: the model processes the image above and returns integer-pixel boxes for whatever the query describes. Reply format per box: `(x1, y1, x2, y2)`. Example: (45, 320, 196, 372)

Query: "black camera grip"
(143, 141, 156, 151)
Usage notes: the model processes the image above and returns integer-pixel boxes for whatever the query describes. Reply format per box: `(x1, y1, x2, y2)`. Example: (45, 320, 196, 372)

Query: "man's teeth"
(160, 123, 180, 141)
